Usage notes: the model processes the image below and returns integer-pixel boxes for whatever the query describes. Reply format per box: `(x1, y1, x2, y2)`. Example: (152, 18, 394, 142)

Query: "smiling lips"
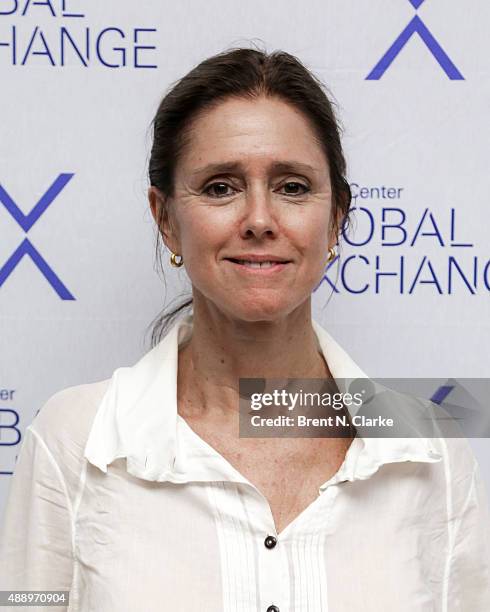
(225, 255, 292, 271)
(231, 260, 283, 269)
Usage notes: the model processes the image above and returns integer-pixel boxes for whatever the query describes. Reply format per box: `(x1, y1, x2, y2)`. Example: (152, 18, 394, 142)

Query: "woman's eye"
(203, 182, 235, 198)
(280, 182, 310, 196)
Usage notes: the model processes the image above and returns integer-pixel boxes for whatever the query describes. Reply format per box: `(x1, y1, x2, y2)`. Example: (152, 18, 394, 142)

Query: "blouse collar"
(83, 312, 442, 485)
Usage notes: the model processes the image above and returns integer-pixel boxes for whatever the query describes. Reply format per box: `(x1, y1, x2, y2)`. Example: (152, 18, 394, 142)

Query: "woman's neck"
(177, 300, 331, 420)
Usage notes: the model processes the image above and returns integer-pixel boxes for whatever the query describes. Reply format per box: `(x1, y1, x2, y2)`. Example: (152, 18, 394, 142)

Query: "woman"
(0, 47, 488, 612)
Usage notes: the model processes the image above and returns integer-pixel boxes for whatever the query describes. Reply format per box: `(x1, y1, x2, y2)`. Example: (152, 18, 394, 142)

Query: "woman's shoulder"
(27, 378, 112, 471)
(432, 435, 479, 474)
(431, 435, 485, 509)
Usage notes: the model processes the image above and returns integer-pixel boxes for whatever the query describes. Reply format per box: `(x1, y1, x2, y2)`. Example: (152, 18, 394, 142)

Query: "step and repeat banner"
(1, 0, 489, 519)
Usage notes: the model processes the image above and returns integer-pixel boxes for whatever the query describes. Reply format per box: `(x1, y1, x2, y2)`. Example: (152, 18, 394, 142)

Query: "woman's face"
(151, 95, 338, 322)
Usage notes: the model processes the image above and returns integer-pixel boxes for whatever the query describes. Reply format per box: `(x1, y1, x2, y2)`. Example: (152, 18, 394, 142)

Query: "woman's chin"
(226, 300, 299, 322)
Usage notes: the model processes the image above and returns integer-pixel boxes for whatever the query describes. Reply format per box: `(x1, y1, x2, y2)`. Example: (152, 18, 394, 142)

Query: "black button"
(266, 606, 280, 612)
(264, 535, 277, 549)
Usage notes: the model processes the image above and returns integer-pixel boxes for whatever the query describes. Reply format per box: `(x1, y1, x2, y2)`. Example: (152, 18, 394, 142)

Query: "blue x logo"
(0, 173, 76, 299)
(366, 0, 464, 80)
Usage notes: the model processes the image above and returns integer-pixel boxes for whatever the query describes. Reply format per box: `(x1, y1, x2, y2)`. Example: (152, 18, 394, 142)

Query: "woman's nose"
(239, 186, 279, 240)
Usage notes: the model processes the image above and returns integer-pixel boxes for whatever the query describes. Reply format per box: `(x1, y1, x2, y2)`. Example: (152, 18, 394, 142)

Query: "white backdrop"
(1, 0, 489, 522)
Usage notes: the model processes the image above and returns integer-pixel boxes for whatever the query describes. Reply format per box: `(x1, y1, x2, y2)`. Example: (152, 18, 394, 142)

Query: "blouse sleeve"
(448, 459, 490, 610)
(0, 425, 73, 611)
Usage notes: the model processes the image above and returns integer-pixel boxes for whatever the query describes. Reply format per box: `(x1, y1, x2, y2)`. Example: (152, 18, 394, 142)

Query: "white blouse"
(0, 313, 489, 611)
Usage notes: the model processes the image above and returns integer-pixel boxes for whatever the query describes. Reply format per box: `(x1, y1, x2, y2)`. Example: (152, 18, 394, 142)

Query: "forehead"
(178, 95, 329, 174)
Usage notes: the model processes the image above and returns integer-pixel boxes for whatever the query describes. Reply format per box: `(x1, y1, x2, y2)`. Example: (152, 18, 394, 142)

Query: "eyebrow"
(190, 160, 319, 177)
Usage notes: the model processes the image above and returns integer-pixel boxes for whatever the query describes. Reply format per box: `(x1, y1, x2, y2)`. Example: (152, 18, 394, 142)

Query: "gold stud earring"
(170, 252, 184, 267)
(326, 246, 337, 263)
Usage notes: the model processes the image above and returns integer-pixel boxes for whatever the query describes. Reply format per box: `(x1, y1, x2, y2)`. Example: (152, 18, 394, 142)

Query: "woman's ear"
(148, 186, 180, 253)
(330, 202, 348, 247)
(148, 186, 161, 226)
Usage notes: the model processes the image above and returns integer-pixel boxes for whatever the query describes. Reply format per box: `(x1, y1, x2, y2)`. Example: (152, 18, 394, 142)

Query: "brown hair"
(147, 45, 352, 346)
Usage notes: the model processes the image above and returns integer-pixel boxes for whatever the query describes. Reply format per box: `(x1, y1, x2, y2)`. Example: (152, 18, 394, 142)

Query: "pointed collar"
(84, 312, 442, 484)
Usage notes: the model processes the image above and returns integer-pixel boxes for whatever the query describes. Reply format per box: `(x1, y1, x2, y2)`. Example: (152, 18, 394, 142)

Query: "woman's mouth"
(225, 258, 291, 273)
